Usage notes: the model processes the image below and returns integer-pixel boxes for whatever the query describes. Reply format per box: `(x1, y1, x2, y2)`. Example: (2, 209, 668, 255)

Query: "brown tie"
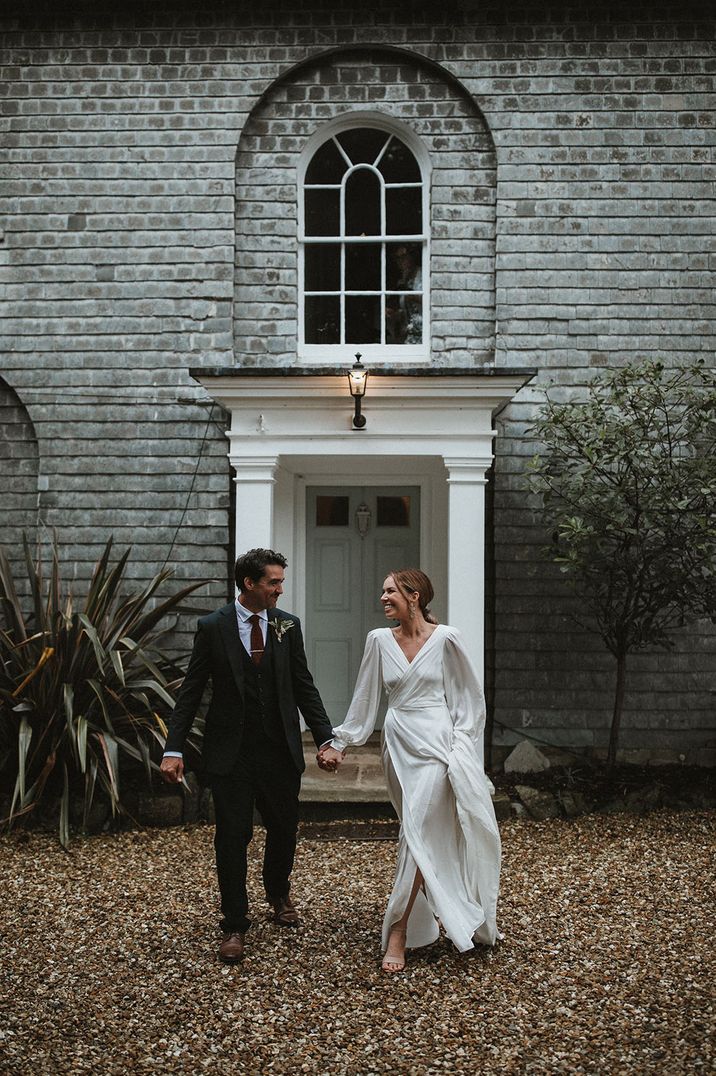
(249, 614, 264, 665)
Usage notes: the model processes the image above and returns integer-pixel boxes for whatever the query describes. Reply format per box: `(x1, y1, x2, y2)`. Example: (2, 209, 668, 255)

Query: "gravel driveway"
(1, 811, 713, 1075)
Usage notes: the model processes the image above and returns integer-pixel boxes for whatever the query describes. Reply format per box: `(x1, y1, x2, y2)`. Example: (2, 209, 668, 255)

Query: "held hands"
(316, 745, 344, 773)
(160, 755, 185, 784)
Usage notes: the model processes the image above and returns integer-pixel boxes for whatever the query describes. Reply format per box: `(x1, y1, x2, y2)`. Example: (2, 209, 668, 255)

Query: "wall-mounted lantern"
(348, 353, 368, 429)
(355, 502, 372, 538)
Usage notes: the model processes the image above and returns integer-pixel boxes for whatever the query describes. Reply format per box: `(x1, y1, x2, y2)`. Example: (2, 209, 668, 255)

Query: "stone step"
(299, 740, 511, 819)
(300, 740, 388, 802)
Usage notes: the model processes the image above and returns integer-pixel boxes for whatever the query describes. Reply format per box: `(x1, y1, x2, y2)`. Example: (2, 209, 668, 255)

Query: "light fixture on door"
(348, 354, 368, 429)
(355, 502, 371, 538)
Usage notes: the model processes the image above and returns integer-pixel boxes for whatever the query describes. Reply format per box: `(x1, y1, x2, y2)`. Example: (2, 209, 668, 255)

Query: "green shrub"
(0, 537, 209, 846)
(529, 359, 716, 766)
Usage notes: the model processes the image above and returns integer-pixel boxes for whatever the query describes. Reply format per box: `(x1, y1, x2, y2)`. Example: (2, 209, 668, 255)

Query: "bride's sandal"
(381, 925, 407, 973)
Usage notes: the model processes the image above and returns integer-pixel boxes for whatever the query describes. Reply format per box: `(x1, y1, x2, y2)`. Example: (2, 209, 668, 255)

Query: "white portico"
(192, 367, 531, 687)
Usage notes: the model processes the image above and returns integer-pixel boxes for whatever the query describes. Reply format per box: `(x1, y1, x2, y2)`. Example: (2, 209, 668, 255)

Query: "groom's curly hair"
(234, 548, 288, 591)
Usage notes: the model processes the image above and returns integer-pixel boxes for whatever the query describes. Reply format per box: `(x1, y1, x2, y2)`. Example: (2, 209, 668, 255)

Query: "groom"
(160, 548, 335, 964)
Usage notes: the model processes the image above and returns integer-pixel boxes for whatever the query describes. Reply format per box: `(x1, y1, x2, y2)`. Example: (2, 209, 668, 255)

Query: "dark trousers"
(209, 739, 301, 934)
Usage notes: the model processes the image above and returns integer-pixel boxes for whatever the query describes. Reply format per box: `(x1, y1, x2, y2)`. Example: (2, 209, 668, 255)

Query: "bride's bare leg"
(382, 868, 424, 973)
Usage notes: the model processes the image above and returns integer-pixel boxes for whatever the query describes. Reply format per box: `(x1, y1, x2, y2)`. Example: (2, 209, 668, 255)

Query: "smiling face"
(381, 574, 415, 623)
(240, 563, 285, 613)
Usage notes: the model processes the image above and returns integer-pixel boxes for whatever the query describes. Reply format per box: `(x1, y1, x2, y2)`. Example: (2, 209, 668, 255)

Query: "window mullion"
(381, 242, 386, 345)
(304, 234, 425, 243)
(340, 244, 345, 345)
(373, 135, 392, 170)
(340, 177, 346, 344)
(334, 135, 352, 168)
(380, 173, 386, 345)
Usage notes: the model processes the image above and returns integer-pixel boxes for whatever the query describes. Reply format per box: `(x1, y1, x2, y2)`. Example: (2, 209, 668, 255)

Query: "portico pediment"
(191, 364, 534, 678)
(190, 365, 533, 463)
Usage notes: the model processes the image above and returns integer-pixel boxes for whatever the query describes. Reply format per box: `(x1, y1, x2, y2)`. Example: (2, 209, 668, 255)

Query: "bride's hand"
(316, 745, 344, 772)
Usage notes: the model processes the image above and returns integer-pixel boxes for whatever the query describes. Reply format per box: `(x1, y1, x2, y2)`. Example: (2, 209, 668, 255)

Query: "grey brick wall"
(0, 376, 38, 589)
(1, 0, 714, 756)
(234, 47, 495, 363)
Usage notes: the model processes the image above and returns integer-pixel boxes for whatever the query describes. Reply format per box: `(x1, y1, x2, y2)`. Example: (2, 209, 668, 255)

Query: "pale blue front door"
(306, 485, 420, 726)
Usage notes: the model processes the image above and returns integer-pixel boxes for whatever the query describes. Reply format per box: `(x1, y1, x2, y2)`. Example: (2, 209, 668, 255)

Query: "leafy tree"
(529, 359, 716, 767)
(0, 537, 208, 845)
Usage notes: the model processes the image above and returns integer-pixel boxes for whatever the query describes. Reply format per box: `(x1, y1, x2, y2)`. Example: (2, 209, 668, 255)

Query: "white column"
(231, 455, 278, 556)
(443, 456, 491, 682)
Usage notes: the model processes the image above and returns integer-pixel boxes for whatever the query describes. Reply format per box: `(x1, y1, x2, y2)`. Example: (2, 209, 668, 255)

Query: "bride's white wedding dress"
(331, 624, 501, 953)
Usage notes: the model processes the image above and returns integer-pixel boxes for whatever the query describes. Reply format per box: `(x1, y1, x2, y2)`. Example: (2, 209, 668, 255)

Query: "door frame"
(285, 460, 447, 628)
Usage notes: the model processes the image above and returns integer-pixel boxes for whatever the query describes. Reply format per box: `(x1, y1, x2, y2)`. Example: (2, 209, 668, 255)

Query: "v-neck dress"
(331, 625, 501, 953)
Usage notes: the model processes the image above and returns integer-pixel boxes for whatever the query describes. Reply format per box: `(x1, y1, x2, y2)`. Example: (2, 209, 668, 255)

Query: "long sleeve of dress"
(442, 627, 486, 768)
(330, 630, 384, 753)
(442, 627, 502, 943)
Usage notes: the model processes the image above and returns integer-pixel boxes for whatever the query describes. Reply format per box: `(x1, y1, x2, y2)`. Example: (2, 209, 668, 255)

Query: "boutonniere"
(271, 618, 295, 643)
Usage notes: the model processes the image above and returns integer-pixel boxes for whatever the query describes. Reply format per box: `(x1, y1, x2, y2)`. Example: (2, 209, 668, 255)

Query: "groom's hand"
(316, 745, 344, 773)
(160, 755, 184, 784)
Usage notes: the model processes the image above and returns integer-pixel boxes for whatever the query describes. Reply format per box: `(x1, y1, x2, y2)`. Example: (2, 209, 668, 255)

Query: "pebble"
(0, 811, 713, 1074)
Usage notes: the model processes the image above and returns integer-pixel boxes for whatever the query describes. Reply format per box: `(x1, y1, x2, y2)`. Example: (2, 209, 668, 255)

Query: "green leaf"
(130, 679, 176, 708)
(76, 715, 88, 775)
(83, 759, 98, 832)
(86, 678, 111, 727)
(59, 764, 70, 850)
(110, 649, 125, 687)
(17, 716, 31, 803)
(95, 733, 120, 813)
(78, 615, 108, 670)
(63, 683, 74, 724)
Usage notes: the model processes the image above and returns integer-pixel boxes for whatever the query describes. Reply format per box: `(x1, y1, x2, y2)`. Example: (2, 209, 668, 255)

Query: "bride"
(317, 569, 501, 973)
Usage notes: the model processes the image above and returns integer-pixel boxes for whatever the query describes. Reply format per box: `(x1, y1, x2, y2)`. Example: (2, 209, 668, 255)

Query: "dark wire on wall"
(159, 401, 218, 579)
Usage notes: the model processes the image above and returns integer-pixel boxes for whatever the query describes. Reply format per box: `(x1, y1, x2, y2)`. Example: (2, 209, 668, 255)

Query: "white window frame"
(297, 112, 431, 365)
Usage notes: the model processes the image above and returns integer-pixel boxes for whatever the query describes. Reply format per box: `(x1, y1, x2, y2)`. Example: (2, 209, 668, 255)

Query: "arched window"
(299, 121, 429, 361)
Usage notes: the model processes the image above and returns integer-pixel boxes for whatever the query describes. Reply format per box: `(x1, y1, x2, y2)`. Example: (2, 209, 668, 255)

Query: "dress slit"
(381, 735, 441, 950)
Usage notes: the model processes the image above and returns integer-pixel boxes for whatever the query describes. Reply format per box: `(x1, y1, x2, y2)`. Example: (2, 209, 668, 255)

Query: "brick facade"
(235, 47, 495, 363)
(1, 1, 714, 759)
(0, 376, 38, 587)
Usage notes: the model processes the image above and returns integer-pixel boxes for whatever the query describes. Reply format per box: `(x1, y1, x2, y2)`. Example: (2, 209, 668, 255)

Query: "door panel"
(306, 485, 420, 726)
(311, 637, 353, 719)
(314, 539, 352, 610)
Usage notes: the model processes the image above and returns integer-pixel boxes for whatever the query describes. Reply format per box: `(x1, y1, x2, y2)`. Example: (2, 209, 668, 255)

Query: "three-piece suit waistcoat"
(238, 631, 286, 747)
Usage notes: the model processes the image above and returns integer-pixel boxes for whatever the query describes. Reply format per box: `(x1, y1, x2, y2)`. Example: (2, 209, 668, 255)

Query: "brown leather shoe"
(219, 932, 245, 964)
(269, 895, 299, 927)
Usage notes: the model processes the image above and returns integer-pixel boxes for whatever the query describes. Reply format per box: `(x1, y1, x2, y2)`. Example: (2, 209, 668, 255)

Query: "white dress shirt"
(235, 599, 268, 656)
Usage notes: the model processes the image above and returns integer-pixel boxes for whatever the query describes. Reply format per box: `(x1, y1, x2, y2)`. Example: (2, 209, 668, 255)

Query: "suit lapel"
(219, 602, 245, 697)
(267, 609, 288, 684)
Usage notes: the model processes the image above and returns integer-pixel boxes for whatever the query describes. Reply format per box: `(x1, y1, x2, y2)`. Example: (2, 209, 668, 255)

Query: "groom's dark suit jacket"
(165, 603, 333, 775)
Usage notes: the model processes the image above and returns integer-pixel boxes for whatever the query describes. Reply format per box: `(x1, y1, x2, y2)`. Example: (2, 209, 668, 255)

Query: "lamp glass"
(348, 358, 368, 398)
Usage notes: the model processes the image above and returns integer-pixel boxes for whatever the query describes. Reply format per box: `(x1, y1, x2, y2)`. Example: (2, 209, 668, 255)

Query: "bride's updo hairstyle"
(390, 568, 438, 624)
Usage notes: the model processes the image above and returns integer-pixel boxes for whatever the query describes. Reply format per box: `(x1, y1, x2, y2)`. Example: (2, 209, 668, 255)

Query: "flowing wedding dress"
(331, 624, 501, 953)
